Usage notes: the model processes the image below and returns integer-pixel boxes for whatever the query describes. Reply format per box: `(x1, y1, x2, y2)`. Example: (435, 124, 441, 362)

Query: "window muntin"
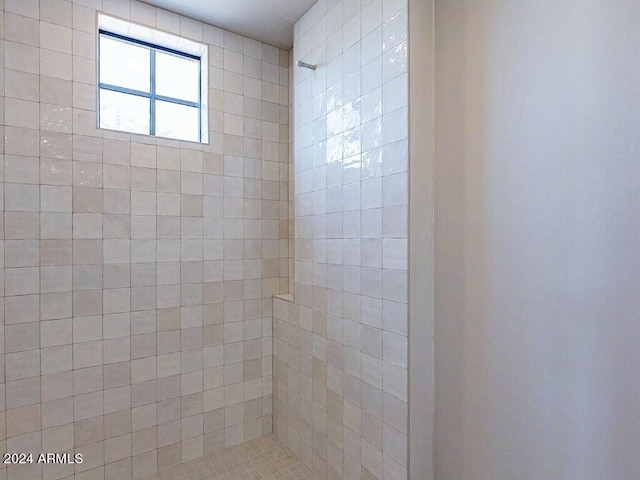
(98, 31, 202, 143)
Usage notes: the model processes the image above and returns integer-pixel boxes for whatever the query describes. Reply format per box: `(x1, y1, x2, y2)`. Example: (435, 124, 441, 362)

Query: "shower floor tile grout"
(140, 434, 317, 480)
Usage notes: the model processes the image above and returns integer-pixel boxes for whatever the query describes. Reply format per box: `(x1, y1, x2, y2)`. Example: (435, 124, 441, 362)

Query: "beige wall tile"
(0, 2, 291, 478)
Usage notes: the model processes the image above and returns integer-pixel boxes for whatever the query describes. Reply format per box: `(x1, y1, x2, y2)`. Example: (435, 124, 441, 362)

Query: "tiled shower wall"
(0, 0, 289, 478)
(274, 0, 409, 479)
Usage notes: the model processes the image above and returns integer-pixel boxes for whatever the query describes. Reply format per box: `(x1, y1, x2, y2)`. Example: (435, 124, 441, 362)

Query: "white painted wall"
(142, 0, 316, 48)
(408, 0, 434, 478)
(434, 1, 640, 479)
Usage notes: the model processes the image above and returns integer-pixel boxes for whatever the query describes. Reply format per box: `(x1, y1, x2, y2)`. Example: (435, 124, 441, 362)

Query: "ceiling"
(142, 0, 316, 49)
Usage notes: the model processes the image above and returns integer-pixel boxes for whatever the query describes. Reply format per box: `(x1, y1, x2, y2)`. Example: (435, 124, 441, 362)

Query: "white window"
(98, 16, 208, 143)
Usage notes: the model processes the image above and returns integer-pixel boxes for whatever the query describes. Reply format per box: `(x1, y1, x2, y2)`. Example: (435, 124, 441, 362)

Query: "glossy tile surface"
(274, 0, 409, 479)
(0, 1, 290, 479)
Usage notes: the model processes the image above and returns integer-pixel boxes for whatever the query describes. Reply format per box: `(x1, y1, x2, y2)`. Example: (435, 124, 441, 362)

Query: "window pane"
(100, 35, 150, 92)
(100, 89, 150, 135)
(156, 101, 199, 142)
(156, 51, 200, 103)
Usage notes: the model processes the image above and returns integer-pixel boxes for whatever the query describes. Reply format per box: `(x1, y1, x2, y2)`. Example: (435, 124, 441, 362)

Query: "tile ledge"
(273, 293, 294, 303)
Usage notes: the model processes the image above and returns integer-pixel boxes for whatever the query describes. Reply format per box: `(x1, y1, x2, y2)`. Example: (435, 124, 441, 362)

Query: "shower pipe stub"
(296, 60, 317, 70)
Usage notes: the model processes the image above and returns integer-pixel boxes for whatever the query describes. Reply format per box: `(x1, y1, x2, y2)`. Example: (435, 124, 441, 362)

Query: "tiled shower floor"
(141, 435, 317, 480)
